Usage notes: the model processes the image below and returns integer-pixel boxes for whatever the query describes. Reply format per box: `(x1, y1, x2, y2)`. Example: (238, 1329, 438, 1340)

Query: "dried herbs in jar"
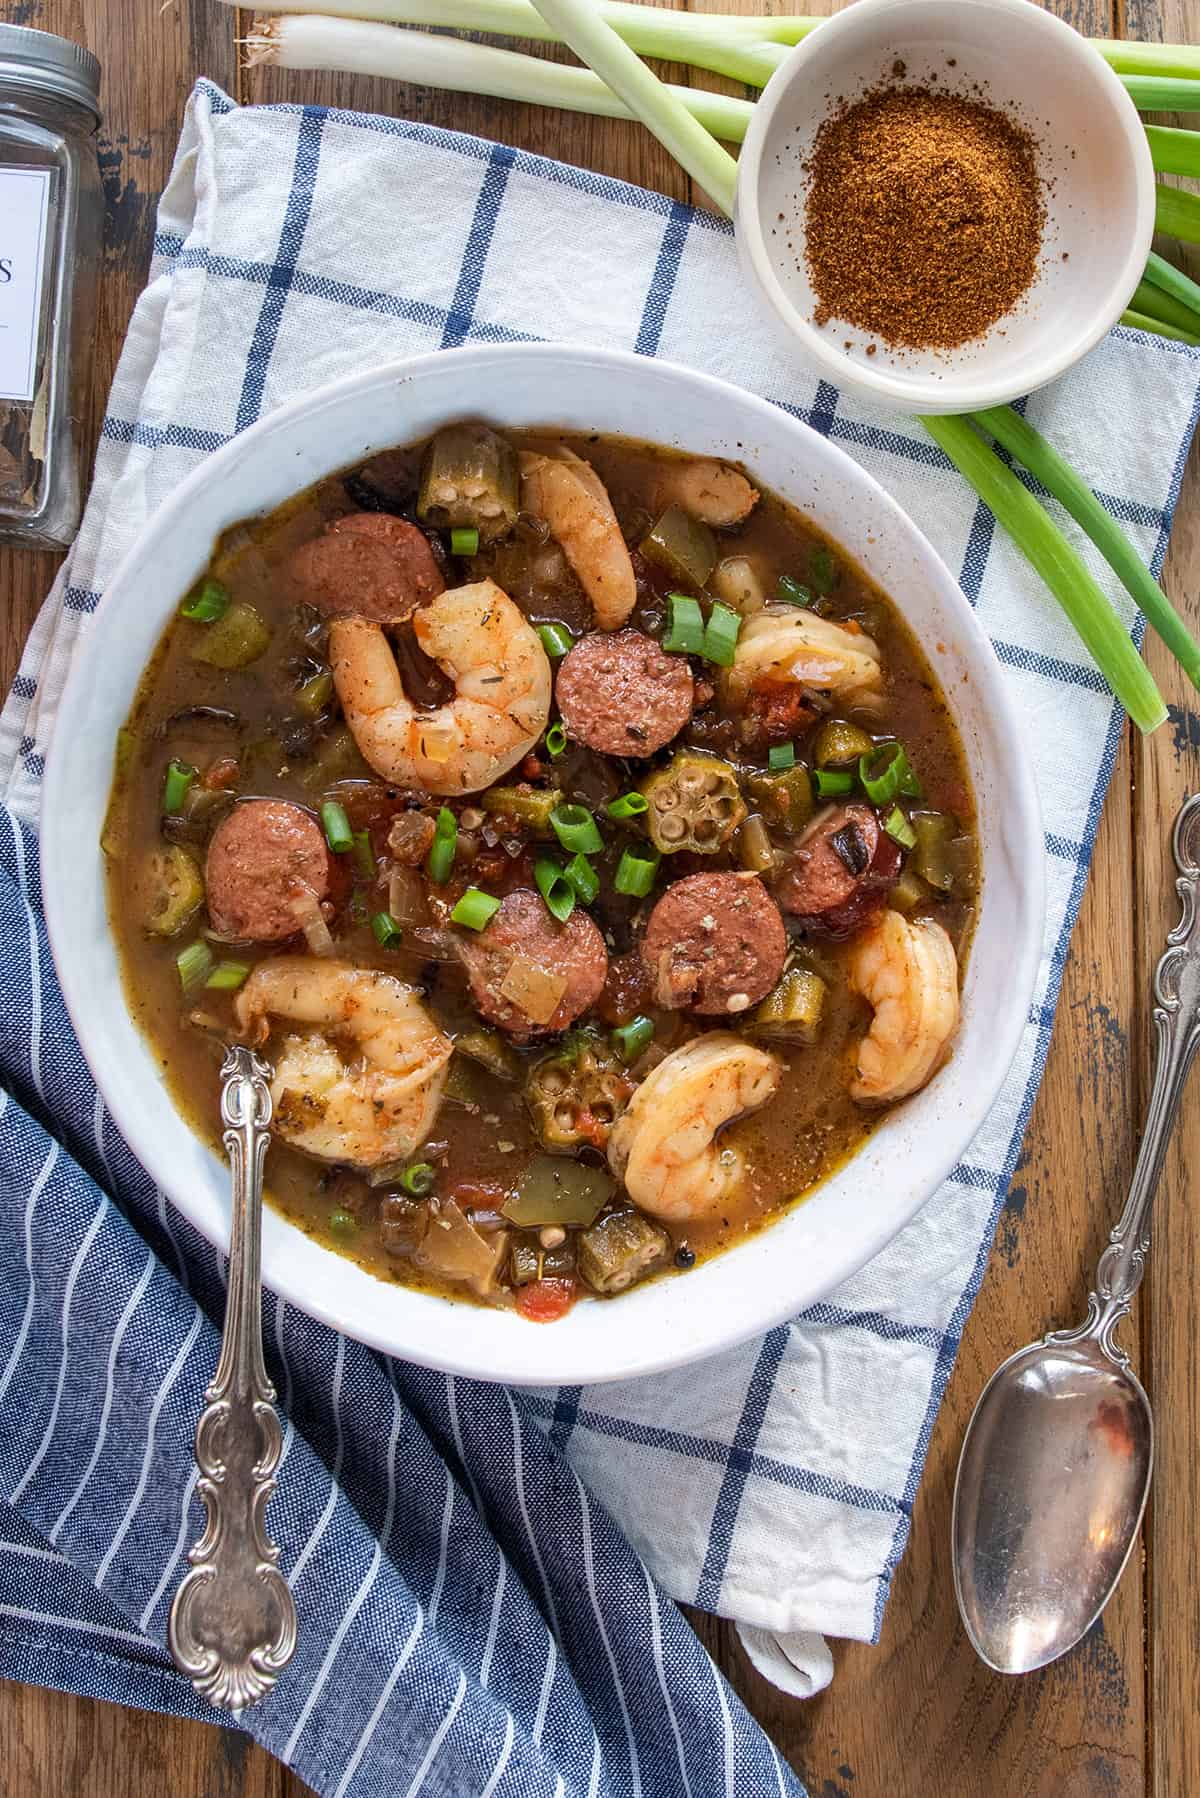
(0, 25, 102, 548)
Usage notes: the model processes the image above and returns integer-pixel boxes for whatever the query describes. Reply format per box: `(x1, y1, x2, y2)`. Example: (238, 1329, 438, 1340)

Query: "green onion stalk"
(234, 0, 1200, 91)
(922, 417, 1167, 734)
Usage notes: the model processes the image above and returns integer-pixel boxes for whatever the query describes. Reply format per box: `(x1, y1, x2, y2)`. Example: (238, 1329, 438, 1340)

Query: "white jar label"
(0, 168, 52, 404)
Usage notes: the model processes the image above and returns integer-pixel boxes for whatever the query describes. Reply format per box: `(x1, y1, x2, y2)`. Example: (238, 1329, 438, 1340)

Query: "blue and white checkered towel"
(0, 79, 1197, 1785)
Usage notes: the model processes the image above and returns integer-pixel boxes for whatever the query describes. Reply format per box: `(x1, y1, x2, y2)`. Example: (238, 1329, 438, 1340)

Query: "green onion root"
(922, 416, 1167, 734)
(973, 404, 1200, 692)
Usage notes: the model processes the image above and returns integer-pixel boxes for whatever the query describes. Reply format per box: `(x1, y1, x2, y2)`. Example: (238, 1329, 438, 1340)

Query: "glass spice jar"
(0, 25, 102, 550)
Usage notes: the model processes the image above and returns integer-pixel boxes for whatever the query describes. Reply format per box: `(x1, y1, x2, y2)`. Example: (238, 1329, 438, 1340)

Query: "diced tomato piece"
(516, 1277, 577, 1323)
(744, 679, 817, 745)
(574, 1108, 610, 1151)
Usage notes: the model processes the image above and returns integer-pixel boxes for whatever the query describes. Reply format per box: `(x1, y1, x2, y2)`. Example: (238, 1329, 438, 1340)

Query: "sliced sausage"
(288, 513, 444, 624)
(773, 803, 901, 939)
(640, 872, 787, 1015)
(555, 628, 693, 757)
(457, 889, 608, 1040)
(205, 798, 330, 942)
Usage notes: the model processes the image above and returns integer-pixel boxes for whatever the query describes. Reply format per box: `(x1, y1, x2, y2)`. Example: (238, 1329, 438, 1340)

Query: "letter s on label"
(0, 260, 12, 284)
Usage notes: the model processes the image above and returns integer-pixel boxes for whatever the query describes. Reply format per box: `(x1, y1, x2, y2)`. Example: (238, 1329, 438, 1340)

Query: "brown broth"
(105, 427, 978, 1315)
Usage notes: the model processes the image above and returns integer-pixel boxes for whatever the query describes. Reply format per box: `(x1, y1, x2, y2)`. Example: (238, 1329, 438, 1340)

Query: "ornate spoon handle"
(168, 1046, 298, 1711)
(1054, 792, 1200, 1365)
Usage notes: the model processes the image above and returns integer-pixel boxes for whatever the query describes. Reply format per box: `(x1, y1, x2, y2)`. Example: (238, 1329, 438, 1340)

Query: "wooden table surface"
(2, 0, 1198, 1792)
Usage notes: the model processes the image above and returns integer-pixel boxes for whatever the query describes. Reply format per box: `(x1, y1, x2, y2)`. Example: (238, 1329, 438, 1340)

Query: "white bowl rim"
(40, 341, 1045, 1384)
(734, 0, 1158, 413)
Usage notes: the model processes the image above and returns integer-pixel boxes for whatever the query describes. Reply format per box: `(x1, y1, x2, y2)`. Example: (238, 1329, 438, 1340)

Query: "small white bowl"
(735, 0, 1156, 413)
(41, 344, 1043, 1386)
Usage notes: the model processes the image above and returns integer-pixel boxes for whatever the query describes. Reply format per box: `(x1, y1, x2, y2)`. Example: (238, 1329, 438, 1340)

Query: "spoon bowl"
(952, 1333, 1152, 1674)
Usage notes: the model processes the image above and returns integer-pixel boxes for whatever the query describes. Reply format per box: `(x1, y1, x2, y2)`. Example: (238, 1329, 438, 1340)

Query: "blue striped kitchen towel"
(0, 78, 1197, 1791)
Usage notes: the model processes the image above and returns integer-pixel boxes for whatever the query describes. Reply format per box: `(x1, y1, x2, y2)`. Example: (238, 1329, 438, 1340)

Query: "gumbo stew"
(105, 424, 979, 1324)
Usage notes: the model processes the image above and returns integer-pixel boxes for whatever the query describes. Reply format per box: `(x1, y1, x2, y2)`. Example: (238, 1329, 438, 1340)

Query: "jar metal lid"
(0, 24, 101, 120)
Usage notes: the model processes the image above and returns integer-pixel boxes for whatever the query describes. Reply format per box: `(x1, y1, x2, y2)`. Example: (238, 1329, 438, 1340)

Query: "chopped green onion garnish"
(426, 806, 457, 884)
(535, 856, 576, 923)
(768, 743, 796, 771)
(885, 806, 917, 850)
(352, 828, 376, 881)
(612, 1015, 655, 1062)
(538, 623, 574, 660)
(162, 759, 197, 816)
(321, 800, 354, 854)
(371, 910, 403, 948)
(564, 851, 599, 904)
(607, 791, 649, 820)
(545, 723, 568, 758)
(614, 847, 660, 898)
(204, 959, 250, 992)
(776, 575, 812, 608)
(297, 669, 334, 716)
(450, 526, 480, 557)
(179, 578, 229, 623)
(348, 891, 368, 925)
(328, 1208, 357, 1235)
(400, 1162, 436, 1196)
(662, 593, 705, 655)
(702, 602, 741, 668)
(550, 802, 603, 856)
(814, 768, 854, 799)
(450, 887, 500, 931)
(809, 545, 838, 595)
(176, 941, 213, 992)
(858, 742, 918, 807)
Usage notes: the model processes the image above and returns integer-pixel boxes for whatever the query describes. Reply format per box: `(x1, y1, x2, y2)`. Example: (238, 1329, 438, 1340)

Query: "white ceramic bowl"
(736, 0, 1155, 413)
(41, 344, 1043, 1386)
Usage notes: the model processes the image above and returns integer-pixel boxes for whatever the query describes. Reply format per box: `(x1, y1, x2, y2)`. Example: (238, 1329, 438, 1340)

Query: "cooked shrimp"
(607, 1033, 782, 1221)
(236, 958, 453, 1167)
(330, 578, 551, 795)
(519, 447, 637, 629)
(723, 605, 883, 709)
(846, 911, 959, 1104)
(655, 458, 759, 528)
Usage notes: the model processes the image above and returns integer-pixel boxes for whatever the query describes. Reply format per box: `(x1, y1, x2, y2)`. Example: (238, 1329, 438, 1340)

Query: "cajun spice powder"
(804, 84, 1044, 351)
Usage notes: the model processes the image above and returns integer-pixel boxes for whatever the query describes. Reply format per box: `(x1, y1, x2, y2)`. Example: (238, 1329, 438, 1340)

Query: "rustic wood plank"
(1134, 440, 1200, 1798)
(0, 1678, 287, 1797)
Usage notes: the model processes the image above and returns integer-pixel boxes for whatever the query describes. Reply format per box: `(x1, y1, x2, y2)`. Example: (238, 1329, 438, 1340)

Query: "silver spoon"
(168, 1045, 298, 1710)
(953, 791, 1200, 1675)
